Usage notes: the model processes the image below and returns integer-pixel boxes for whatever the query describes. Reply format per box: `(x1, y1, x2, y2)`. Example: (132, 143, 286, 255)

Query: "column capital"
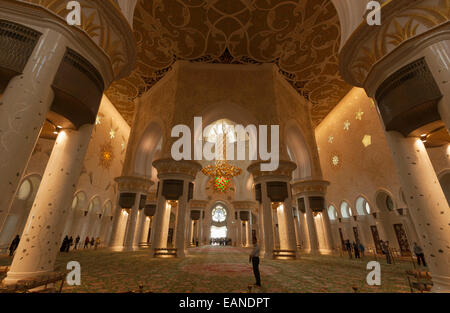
(153, 158, 202, 181)
(114, 176, 154, 194)
(339, 0, 450, 87)
(291, 179, 330, 198)
(247, 160, 297, 183)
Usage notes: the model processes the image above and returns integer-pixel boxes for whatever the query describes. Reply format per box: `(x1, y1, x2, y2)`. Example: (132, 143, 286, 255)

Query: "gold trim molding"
(340, 0, 450, 87)
(16, 0, 136, 80)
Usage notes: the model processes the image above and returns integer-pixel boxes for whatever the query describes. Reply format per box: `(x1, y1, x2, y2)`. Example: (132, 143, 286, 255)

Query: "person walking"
(9, 235, 20, 257)
(413, 242, 427, 267)
(345, 240, 352, 259)
(249, 241, 261, 287)
(60, 235, 69, 252)
(95, 237, 100, 250)
(74, 235, 80, 250)
(84, 236, 90, 249)
(358, 242, 365, 258)
(90, 237, 95, 248)
(381, 240, 392, 264)
(66, 236, 73, 252)
(353, 242, 360, 259)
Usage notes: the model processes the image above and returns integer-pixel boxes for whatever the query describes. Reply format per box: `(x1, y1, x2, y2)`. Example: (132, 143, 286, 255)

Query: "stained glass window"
(212, 206, 227, 222)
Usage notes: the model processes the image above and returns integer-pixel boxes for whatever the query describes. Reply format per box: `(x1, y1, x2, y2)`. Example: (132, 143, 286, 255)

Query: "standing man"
(345, 240, 352, 259)
(249, 241, 261, 287)
(413, 242, 427, 267)
(381, 241, 392, 264)
(74, 235, 80, 250)
(353, 242, 360, 259)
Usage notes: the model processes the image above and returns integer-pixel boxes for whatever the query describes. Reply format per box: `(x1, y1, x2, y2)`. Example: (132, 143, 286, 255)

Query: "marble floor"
(0, 246, 421, 293)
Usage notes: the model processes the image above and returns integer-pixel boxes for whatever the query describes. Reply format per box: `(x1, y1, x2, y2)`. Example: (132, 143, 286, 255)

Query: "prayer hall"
(0, 0, 449, 295)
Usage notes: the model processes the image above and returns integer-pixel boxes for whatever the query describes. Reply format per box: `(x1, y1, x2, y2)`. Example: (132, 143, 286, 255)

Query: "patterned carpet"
(0, 246, 420, 293)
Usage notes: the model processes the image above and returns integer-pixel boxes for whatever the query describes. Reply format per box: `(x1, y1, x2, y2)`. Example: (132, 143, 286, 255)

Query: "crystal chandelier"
(201, 120, 242, 192)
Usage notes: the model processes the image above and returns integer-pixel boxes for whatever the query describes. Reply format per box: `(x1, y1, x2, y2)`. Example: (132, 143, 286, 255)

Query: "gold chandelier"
(201, 120, 242, 192)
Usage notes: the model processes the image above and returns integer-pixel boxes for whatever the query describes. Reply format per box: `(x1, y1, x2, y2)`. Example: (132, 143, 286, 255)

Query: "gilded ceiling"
(105, 0, 351, 126)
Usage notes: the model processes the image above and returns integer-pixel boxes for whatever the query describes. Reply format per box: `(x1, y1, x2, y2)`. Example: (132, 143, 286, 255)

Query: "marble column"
(305, 198, 320, 254)
(283, 189, 298, 252)
(322, 209, 335, 251)
(189, 219, 195, 245)
(0, 29, 67, 230)
(385, 131, 450, 292)
(151, 186, 170, 254)
(108, 205, 124, 247)
(135, 209, 146, 246)
(4, 124, 93, 285)
(424, 41, 450, 131)
(199, 211, 204, 245)
(246, 213, 253, 247)
(260, 182, 274, 258)
(140, 216, 150, 244)
(237, 215, 242, 247)
(293, 209, 302, 248)
(174, 180, 189, 257)
(123, 193, 140, 251)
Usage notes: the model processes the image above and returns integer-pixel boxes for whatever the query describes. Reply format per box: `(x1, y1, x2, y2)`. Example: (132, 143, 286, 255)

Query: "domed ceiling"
(106, 0, 351, 126)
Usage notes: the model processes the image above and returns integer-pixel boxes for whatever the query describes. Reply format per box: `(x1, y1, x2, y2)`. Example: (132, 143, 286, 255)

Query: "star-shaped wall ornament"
(344, 120, 350, 130)
(328, 136, 334, 143)
(332, 155, 339, 166)
(95, 116, 101, 125)
(369, 99, 376, 108)
(121, 142, 126, 151)
(362, 135, 372, 147)
(109, 129, 116, 139)
(356, 110, 364, 120)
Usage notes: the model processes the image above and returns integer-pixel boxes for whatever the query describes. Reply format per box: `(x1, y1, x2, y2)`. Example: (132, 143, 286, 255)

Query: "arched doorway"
(210, 203, 228, 245)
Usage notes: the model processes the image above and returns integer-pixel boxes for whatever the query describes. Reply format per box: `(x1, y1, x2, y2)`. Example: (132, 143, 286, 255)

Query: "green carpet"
(0, 246, 419, 293)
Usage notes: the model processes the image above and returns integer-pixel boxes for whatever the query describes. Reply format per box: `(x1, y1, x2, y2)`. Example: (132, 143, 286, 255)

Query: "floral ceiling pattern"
(105, 0, 351, 126)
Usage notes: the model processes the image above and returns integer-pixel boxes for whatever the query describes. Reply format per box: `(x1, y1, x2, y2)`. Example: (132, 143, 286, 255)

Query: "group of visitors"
(210, 238, 231, 246)
(60, 235, 101, 252)
(344, 240, 365, 259)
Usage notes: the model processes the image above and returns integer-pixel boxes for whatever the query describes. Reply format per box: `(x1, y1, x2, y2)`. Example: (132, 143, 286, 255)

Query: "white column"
(293, 210, 302, 248)
(260, 182, 274, 258)
(385, 131, 450, 292)
(424, 41, 450, 131)
(246, 213, 252, 247)
(237, 216, 242, 247)
(0, 29, 67, 229)
(189, 219, 195, 245)
(175, 180, 189, 257)
(322, 209, 335, 251)
(199, 211, 204, 245)
(305, 197, 319, 254)
(140, 216, 150, 243)
(134, 209, 146, 246)
(282, 194, 298, 252)
(108, 205, 123, 247)
(4, 125, 93, 284)
(123, 194, 140, 250)
(151, 186, 170, 254)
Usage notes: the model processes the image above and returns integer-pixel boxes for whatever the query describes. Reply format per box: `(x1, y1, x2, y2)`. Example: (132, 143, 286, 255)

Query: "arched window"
(212, 205, 227, 222)
(376, 190, 395, 212)
(340, 201, 352, 218)
(356, 197, 371, 215)
(328, 205, 338, 220)
(72, 192, 86, 210)
(17, 179, 31, 200)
